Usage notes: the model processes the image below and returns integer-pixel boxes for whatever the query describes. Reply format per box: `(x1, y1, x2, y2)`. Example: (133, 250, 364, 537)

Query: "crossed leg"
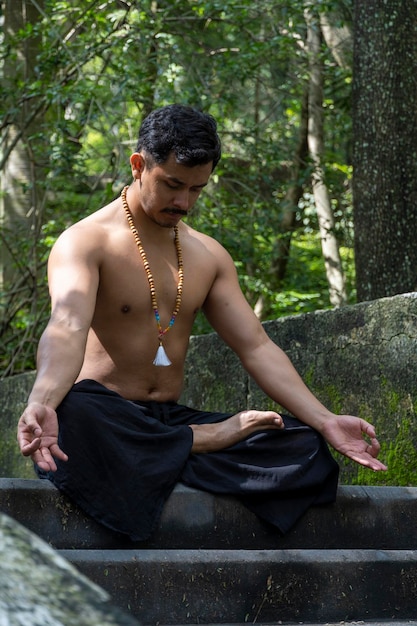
(190, 409, 283, 453)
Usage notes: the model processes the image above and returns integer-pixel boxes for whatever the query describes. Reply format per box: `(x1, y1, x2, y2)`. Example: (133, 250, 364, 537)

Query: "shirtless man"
(17, 104, 386, 540)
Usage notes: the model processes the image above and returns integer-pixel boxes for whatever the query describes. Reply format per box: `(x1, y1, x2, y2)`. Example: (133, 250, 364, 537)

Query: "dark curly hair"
(136, 104, 221, 171)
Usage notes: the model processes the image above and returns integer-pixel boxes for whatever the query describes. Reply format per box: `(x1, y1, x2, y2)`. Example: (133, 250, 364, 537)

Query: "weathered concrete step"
(63, 548, 417, 625)
(160, 623, 417, 626)
(1, 478, 417, 549)
(162, 623, 417, 626)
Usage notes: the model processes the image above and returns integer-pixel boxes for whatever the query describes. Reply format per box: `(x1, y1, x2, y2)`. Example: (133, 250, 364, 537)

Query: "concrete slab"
(64, 548, 417, 625)
(160, 623, 417, 626)
(1, 478, 417, 550)
(2, 478, 417, 625)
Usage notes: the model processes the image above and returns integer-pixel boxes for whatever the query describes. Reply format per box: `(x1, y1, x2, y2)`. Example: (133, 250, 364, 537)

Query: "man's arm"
(17, 225, 101, 470)
(202, 242, 387, 471)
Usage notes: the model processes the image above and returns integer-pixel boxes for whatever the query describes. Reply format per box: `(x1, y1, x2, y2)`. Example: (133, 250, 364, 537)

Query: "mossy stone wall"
(1, 372, 36, 478)
(2, 293, 417, 484)
(182, 293, 417, 485)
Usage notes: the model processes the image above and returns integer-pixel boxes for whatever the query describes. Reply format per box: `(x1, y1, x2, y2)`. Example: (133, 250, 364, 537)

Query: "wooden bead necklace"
(121, 185, 184, 366)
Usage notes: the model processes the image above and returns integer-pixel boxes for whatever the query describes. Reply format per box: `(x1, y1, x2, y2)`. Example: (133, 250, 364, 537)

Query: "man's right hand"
(17, 403, 68, 472)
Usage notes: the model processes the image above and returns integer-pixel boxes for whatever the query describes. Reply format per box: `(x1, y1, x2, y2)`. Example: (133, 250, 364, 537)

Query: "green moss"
(321, 384, 344, 415)
(304, 366, 345, 414)
(0, 427, 35, 479)
(311, 380, 417, 487)
(303, 366, 315, 389)
(351, 416, 417, 486)
(386, 389, 401, 414)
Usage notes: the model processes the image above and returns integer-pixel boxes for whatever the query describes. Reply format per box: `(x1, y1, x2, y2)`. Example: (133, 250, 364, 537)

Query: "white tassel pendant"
(153, 344, 172, 367)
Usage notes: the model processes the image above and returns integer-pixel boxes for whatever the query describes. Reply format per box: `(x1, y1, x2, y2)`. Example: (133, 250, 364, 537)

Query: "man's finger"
(50, 443, 68, 462)
(348, 451, 387, 472)
(367, 437, 381, 457)
(38, 447, 59, 472)
(19, 437, 41, 457)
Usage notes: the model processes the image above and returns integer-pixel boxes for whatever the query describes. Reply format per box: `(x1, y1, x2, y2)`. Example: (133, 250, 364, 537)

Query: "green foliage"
(1, 0, 355, 376)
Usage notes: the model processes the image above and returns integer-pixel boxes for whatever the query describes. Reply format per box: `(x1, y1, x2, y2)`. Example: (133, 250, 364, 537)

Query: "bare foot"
(190, 410, 283, 453)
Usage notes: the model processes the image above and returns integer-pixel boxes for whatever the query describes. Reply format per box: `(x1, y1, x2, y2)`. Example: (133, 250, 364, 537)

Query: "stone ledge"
(161, 623, 417, 626)
(3, 294, 417, 484)
(1, 478, 416, 550)
(159, 619, 417, 626)
(63, 548, 417, 624)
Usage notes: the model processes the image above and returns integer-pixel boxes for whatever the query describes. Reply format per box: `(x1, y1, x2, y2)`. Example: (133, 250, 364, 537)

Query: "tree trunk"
(253, 89, 309, 320)
(270, 88, 309, 287)
(320, 6, 352, 70)
(352, 0, 417, 301)
(305, 4, 347, 307)
(1, 0, 45, 290)
(1, 0, 46, 375)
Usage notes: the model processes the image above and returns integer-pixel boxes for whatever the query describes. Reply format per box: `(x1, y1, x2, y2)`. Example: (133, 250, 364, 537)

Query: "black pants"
(36, 379, 339, 541)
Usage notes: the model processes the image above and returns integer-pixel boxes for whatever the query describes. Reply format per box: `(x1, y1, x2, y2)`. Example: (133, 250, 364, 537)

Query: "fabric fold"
(36, 379, 339, 541)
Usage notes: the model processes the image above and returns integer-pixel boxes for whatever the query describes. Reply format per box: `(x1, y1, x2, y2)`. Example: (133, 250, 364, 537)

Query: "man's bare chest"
(95, 252, 211, 324)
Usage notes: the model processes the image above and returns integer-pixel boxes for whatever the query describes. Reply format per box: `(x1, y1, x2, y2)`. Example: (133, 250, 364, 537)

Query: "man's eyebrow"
(166, 175, 208, 188)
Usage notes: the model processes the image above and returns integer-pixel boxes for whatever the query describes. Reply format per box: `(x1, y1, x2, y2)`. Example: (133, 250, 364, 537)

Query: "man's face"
(135, 152, 213, 228)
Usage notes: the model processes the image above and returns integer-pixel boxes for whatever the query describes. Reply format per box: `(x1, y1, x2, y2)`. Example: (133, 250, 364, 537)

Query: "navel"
(121, 304, 131, 314)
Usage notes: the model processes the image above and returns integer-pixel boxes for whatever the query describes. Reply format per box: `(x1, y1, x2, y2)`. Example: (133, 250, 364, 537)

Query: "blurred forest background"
(1, 0, 416, 378)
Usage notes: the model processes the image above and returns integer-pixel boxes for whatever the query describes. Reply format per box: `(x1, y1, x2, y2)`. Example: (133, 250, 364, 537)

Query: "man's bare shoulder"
(51, 200, 121, 257)
(182, 223, 233, 261)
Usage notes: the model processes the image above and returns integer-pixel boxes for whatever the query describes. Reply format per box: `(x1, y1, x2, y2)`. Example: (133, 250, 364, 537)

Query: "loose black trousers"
(37, 379, 339, 541)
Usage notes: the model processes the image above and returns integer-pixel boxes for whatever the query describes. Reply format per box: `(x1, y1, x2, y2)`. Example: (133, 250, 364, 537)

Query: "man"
(17, 104, 386, 541)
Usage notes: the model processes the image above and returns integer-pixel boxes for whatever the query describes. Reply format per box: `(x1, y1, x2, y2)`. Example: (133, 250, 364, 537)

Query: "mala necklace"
(121, 185, 184, 366)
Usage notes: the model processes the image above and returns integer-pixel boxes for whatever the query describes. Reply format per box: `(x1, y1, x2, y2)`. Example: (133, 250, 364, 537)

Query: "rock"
(0, 512, 140, 626)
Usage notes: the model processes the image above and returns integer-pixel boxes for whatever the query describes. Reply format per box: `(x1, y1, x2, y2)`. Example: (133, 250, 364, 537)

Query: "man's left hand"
(321, 415, 388, 471)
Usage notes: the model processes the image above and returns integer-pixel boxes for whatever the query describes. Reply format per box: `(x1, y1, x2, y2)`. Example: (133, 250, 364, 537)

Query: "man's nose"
(172, 190, 190, 211)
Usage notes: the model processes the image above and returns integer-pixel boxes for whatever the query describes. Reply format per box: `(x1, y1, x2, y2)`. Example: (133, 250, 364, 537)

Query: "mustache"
(162, 208, 188, 216)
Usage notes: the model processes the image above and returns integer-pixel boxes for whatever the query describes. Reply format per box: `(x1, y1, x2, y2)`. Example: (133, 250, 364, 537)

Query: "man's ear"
(130, 153, 145, 179)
